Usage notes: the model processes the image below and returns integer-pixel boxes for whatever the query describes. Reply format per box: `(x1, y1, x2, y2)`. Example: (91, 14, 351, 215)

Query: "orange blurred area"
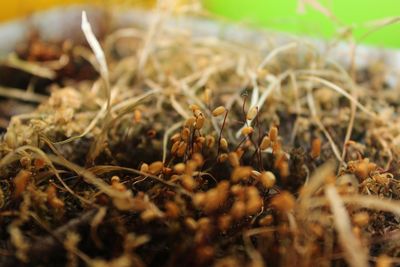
(0, 0, 155, 22)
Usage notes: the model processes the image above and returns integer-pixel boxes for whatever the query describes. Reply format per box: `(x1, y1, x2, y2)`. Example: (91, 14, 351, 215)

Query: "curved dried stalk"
(325, 185, 368, 267)
(3, 53, 56, 79)
(301, 75, 377, 118)
(0, 86, 47, 103)
(257, 42, 298, 71)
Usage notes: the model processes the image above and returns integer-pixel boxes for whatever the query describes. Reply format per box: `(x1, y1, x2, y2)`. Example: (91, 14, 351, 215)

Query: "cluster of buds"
(347, 158, 377, 181)
(251, 170, 276, 189)
(172, 153, 204, 191)
(170, 105, 213, 158)
(192, 183, 263, 236)
(193, 181, 230, 214)
(267, 126, 290, 178)
(230, 185, 263, 219)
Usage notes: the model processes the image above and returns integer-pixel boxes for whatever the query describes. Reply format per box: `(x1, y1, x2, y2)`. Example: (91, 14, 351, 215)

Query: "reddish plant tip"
(111, 176, 127, 192)
(195, 115, 205, 130)
(47, 184, 65, 209)
(246, 106, 258, 121)
(231, 166, 253, 183)
(212, 106, 226, 117)
(185, 217, 198, 231)
(194, 109, 203, 118)
(181, 128, 190, 142)
(149, 161, 164, 175)
(278, 161, 289, 178)
(241, 126, 254, 136)
(111, 175, 120, 183)
(181, 174, 196, 191)
(259, 214, 274, 226)
(133, 109, 142, 123)
(260, 171, 276, 189)
(353, 212, 369, 227)
(177, 142, 188, 157)
(220, 138, 228, 151)
(189, 104, 200, 112)
(13, 170, 32, 198)
(271, 191, 295, 212)
(218, 214, 232, 231)
(185, 116, 196, 127)
(205, 135, 215, 148)
(140, 163, 149, 173)
(269, 126, 278, 142)
(230, 201, 246, 219)
(173, 163, 186, 174)
(191, 153, 204, 166)
(204, 88, 212, 105)
(311, 138, 322, 159)
(245, 187, 262, 215)
(260, 136, 271, 150)
(217, 153, 228, 163)
(356, 162, 369, 180)
(165, 201, 180, 218)
(376, 254, 392, 267)
(170, 133, 181, 143)
(228, 152, 240, 167)
(34, 158, 46, 170)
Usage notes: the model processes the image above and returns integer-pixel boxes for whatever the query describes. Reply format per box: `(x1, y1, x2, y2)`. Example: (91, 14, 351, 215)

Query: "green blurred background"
(1, 0, 399, 48)
(205, 0, 400, 48)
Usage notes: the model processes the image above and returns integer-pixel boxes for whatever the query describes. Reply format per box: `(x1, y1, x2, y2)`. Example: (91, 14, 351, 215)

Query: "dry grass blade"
(49, 155, 130, 200)
(359, 16, 400, 43)
(3, 53, 56, 79)
(0, 86, 47, 103)
(81, 11, 111, 112)
(342, 196, 400, 217)
(302, 75, 376, 118)
(299, 161, 335, 205)
(306, 88, 343, 162)
(325, 184, 369, 267)
(257, 42, 298, 71)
